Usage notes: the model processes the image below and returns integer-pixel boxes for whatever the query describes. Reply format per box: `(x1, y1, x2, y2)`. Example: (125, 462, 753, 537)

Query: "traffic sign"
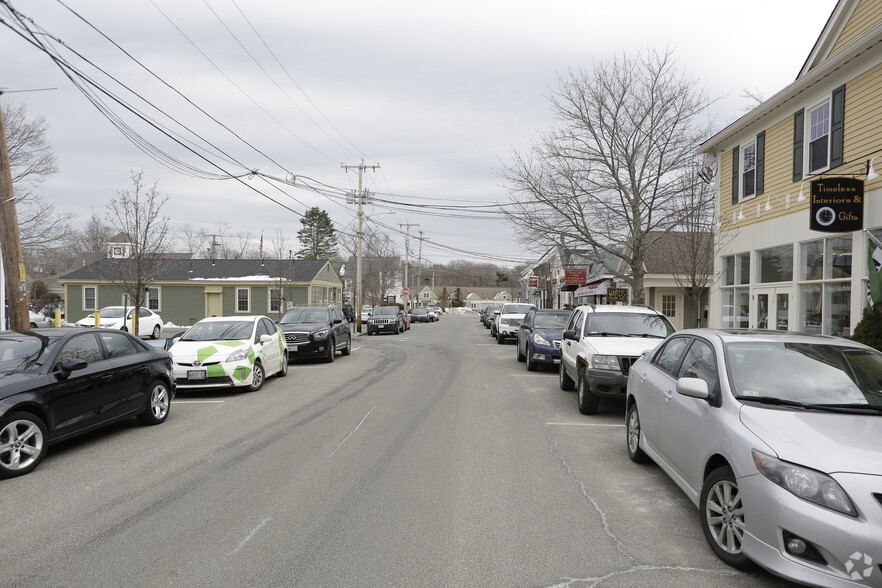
(401, 287, 410, 296)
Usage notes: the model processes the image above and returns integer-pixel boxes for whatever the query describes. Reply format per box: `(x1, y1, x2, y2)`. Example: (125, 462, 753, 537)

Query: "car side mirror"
(58, 358, 88, 378)
(259, 334, 274, 343)
(677, 377, 709, 399)
(562, 329, 578, 341)
(164, 333, 183, 350)
(520, 322, 529, 329)
(332, 318, 342, 324)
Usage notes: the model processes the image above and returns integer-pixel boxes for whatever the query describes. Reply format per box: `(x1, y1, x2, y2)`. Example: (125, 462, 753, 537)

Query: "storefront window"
(826, 235, 851, 280)
(801, 285, 822, 334)
(801, 240, 824, 281)
(723, 287, 749, 328)
(723, 256, 734, 286)
(758, 245, 793, 283)
(737, 253, 750, 285)
(827, 283, 851, 337)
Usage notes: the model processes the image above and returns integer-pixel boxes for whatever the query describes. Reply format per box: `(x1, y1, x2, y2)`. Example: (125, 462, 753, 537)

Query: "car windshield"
(0, 332, 57, 374)
(373, 307, 399, 316)
(413, 308, 427, 314)
(727, 342, 882, 407)
(97, 307, 129, 318)
(584, 313, 674, 338)
(535, 313, 571, 329)
(502, 304, 533, 315)
(280, 310, 329, 324)
(181, 321, 253, 341)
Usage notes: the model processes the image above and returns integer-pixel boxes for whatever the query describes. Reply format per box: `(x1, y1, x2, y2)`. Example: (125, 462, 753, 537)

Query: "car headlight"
(752, 450, 857, 516)
(591, 355, 620, 371)
(532, 334, 550, 346)
(226, 348, 251, 363)
(313, 329, 329, 339)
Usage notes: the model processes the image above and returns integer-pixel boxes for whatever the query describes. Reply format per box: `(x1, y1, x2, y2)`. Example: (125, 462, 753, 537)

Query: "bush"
(850, 305, 882, 351)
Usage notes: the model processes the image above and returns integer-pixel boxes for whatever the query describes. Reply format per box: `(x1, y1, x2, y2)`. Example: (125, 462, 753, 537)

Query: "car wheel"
(29, 322, 38, 328)
(559, 362, 575, 391)
(496, 333, 505, 345)
(526, 345, 538, 372)
(626, 403, 650, 463)
(0, 412, 48, 478)
(151, 325, 161, 340)
(517, 341, 526, 362)
(137, 380, 171, 425)
(247, 361, 265, 392)
(276, 352, 289, 377)
(341, 334, 352, 356)
(577, 366, 601, 414)
(325, 338, 336, 363)
(700, 466, 756, 570)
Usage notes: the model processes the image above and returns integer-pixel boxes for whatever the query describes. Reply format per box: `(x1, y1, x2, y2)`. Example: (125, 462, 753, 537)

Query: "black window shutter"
(793, 109, 804, 182)
(830, 84, 846, 168)
(755, 131, 765, 195)
(731, 146, 740, 204)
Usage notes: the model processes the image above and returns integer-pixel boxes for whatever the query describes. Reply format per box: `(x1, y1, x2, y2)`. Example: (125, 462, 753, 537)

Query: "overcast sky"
(2, 0, 836, 268)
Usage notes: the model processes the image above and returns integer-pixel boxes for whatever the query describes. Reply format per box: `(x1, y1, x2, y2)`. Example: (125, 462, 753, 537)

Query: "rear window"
(585, 313, 674, 338)
(502, 304, 534, 315)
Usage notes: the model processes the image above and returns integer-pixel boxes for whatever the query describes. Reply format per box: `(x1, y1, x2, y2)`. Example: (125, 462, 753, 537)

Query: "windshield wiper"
(800, 403, 882, 414)
(586, 332, 627, 337)
(735, 395, 807, 409)
(631, 333, 666, 338)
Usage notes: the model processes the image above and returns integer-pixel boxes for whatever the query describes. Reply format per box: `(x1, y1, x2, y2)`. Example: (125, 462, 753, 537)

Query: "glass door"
(754, 288, 790, 331)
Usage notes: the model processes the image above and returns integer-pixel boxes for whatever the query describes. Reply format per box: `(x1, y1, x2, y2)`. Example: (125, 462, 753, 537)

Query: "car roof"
(677, 328, 869, 348)
(578, 304, 662, 315)
(195, 315, 263, 323)
(535, 309, 572, 314)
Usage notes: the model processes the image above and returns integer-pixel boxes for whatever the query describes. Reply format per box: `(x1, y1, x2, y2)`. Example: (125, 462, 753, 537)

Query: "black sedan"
(410, 307, 434, 323)
(0, 328, 175, 478)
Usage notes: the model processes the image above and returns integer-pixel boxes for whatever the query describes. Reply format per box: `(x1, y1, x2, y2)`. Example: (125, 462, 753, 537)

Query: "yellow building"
(699, 0, 882, 334)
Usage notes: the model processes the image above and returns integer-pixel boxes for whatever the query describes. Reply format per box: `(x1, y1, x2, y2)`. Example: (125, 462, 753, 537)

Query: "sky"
(1, 0, 837, 269)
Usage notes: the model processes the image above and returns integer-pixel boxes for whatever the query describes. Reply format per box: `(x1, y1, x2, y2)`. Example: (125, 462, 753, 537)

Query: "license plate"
(187, 370, 206, 381)
(289, 345, 298, 352)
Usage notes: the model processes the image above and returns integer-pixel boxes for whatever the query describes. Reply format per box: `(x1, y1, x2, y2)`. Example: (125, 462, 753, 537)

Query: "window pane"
(808, 102, 830, 173)
(742, 143, 756, 199)
(662, 294, 676, 317)
(827, 235, 852, 279)
(758, 245, 793, 283)
(801, 240, 824, 281)
(737, 253, 750, 285)
(827, 283, 850, 337)
(809, 137, 829, 173)
(678, 340, 718, 391)
(148, 288, 159, 310)
(723, 256, 734, 286)
(653, 337, 690, 376)
(801, 285, 822, 334)
(237, 289, 249, 312)
(84, 287, 96, 310)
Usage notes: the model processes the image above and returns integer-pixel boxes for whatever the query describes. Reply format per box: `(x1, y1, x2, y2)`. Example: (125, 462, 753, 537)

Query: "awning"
(574, 279, 611, 297)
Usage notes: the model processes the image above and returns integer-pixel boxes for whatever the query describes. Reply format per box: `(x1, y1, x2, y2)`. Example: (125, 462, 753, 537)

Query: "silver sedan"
(625, 329, 882, 588)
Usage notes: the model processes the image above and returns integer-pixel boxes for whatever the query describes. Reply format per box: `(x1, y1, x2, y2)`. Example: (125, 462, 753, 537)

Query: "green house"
(60, 258, 343, 327)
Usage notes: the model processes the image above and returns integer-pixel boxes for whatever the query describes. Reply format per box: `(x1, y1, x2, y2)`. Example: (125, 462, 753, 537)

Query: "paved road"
(0, 315, 794, 587)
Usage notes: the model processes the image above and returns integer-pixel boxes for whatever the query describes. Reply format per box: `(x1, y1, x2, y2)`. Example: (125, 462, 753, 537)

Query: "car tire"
(526, 345, 538, 372)
(325, 338, 336, 363)
(496, 333, 505, 345)
(577, 366, 601, 415)
(517, 342, 526, 362)
(276, 352, 289, 377)
(30, 322, 38, 328)
(151, 325, 161, 340)
(700, 466, 756, 570)
(341, 335, 352, 356)
(137, 380, 171, 425)
(247, 361, 265, 392)
(0, 411, 48, 478)
(559, 362, 576, 391)
(626, 403, 650, 463)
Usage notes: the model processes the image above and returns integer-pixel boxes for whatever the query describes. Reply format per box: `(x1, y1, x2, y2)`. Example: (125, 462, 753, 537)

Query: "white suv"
(559, 304, 674, 414)
(495, 303, 536, 344)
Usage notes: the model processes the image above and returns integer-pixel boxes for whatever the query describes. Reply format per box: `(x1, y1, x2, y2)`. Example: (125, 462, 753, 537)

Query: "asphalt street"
(0, 314, 796, 587)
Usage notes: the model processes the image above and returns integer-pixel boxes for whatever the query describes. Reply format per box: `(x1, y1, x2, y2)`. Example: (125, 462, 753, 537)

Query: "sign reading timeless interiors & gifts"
(809, 178, 864, 233)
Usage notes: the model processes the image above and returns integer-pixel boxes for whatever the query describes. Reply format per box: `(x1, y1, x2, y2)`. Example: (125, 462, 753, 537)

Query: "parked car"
(0, 327, 175, 478)
(483, 306, 499, 329)
(168, 315, 287, 391)
(75, 306, 164, 339)
(429, 306, 444, 319)
(495, 303, 536, 344)
(626, 329, 882, 586)
(559, 304, 675, 414)
(367, 306, 405, 335)
(29, 310, 53, 328)
(411, 307, 433, 323)
(516, 308, 573, 371)
(361, 305, 373, 323)
(278, 305, 351, 361)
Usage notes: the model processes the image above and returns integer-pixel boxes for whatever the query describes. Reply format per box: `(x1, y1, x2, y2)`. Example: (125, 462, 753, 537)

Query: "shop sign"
(564, 268, 587, 285)
(607, 288, 629, 303)
(809, 178, 864, 233)
(528, 276, 539, 288)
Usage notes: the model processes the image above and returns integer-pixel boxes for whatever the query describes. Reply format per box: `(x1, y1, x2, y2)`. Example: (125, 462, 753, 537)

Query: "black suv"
(278, 305, 352, 363)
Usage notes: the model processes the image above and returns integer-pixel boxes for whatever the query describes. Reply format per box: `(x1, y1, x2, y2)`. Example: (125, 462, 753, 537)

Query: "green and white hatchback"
(169, 315, 287, 392)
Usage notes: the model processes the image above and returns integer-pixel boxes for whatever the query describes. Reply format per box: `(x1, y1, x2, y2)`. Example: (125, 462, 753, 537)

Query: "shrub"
(850, 305, 882, 351)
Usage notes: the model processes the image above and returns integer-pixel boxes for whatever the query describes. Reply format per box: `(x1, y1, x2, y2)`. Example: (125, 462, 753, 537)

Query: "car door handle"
(664, 389, 674, 401)
(99, 374, 113, 383)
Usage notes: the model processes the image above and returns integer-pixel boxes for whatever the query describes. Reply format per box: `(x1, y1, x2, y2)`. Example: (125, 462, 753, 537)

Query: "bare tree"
(499, 47, 713, 304)
(338, 221, 401, 306)
(175, 223, 208, 257)
(264, 229, 293, 319)
(3, 101, 73, 250)
(100, 170, 172, 329)
(72, 209, 115, 254)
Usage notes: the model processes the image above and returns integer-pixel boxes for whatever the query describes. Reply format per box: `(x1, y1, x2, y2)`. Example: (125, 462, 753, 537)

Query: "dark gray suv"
(278, 305, 352, 363)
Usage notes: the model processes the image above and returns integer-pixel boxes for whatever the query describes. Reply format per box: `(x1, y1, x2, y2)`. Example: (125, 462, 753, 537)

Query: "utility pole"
(398, 223, 418, 310)
(342, 161, 379, 332)
(0, 98, 27, 331)
(417, 230, 425, 305)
